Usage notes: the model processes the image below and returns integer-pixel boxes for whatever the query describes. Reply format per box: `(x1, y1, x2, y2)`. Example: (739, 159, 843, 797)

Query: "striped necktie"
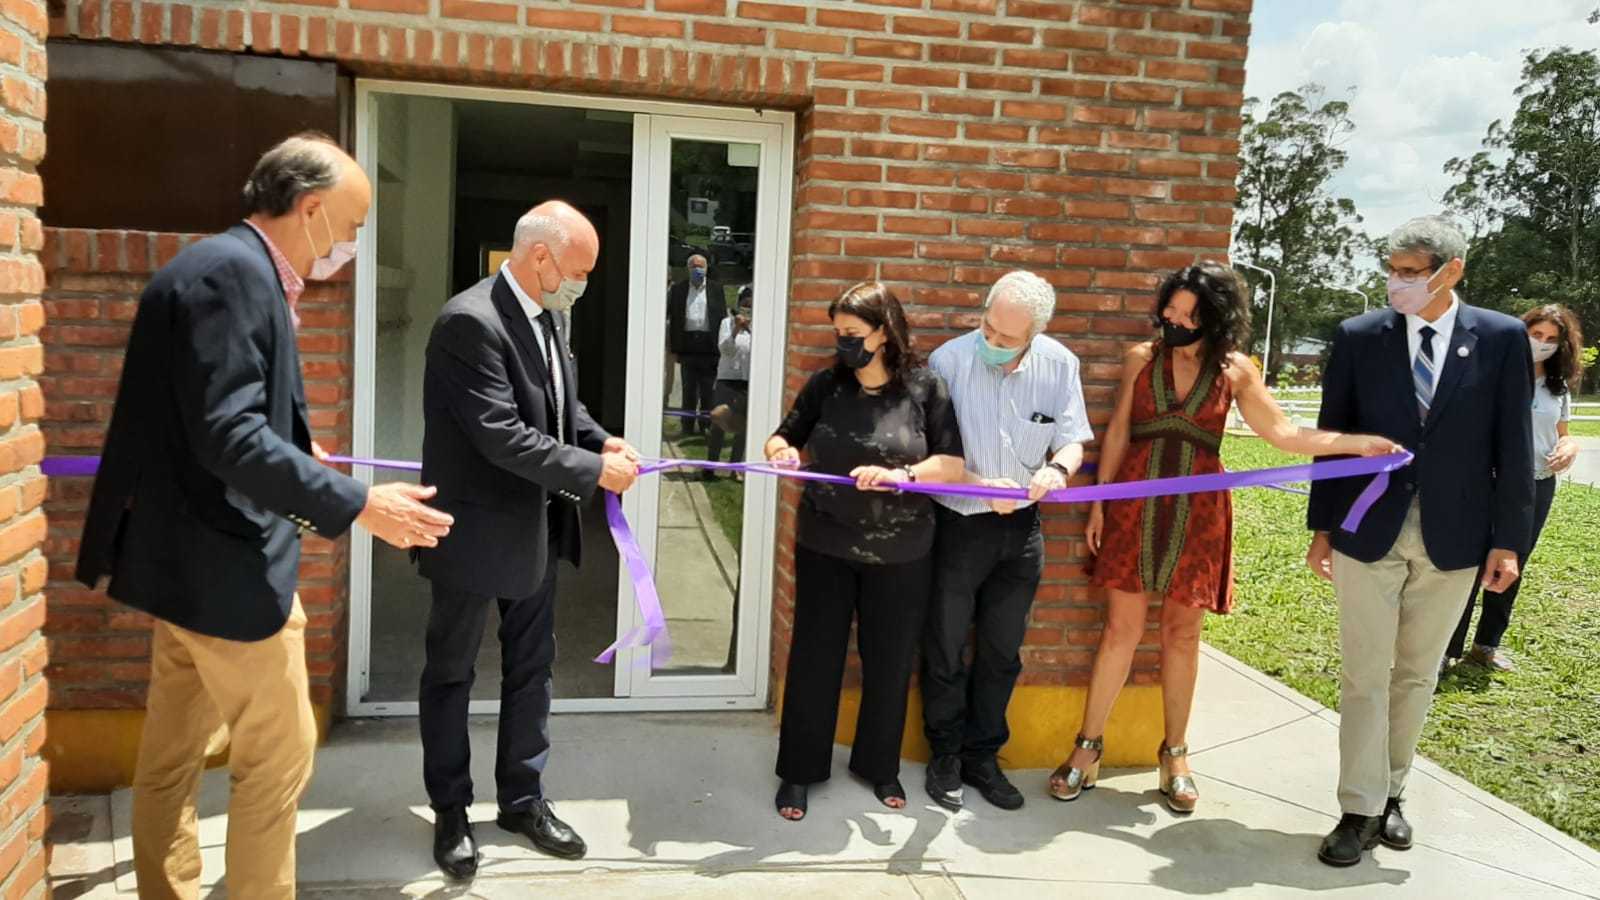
(1413, 325, 1436, 422)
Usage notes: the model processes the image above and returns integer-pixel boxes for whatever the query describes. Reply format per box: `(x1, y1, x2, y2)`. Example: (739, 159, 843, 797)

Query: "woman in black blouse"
(764, 282, 965, 821)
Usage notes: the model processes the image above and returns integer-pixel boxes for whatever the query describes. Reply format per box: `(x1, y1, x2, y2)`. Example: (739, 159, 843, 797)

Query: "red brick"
(929, 96, 994, 117)
(887, 116, 958, 139)
(740, 2, 807, 23)
(1003, 100, 1067, 121)
(441, 0, 518, 22)
(846, 189, 918, 209)
(1147, 60, 1212, 82)
(893, 67, 960, 88)
(1038, 127, 1104, 146)
(815, 61, 883, 82)
(969, 22, 1033, 43)
(1078, 5, 1145, 28)
(882, 217, 952, 236)
(892, 16, 961, 38)
(931, 44, 997, 65)
(1192, 0, 1251, 10)
(996, 148, 1061, 169)
(854, 38, 923, 60)
(695, 22, 765, 45)
(1001, 49, 1068, 72)
(1040, 77, 1107, 99)
(817, 8, 886, 30)
(965, 123, 1030, 143)
(1043, 27, 1109, 51)
(966, 71, 1043, 92)
(349, 0, 427, 12)
(525, 8, 603, 29)
(1008, 0, 1076, 20)
(1187, 40, 1248, 61)
(776, 31, 846, 53)
(615, 15, 683, 38)
(1073, 54, 1140, 77)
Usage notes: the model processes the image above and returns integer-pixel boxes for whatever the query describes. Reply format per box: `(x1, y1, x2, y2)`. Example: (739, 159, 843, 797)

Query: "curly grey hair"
(985, 270, 1056, 335)
(1386, 215, 1468, 270)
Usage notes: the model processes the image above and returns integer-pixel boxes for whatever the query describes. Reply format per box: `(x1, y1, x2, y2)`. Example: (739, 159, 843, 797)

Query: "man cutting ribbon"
(415, 200, 639, 878)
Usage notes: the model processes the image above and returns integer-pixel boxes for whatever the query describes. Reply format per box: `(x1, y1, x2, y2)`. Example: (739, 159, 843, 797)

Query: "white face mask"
(539, 254, 587, 313)
(1529, 337, 1559, 363)
(1386, 268, 1444, 316)
(305, 207, 357, 281)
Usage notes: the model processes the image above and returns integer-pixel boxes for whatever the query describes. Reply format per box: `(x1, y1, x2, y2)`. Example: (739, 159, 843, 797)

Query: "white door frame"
(347, 79, 794, 717)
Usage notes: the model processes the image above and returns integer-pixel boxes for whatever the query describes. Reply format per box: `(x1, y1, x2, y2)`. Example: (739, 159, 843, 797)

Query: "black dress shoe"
(1381, 796, 1413, 850)
(1318, 813, 1382, 867)
(498, 801, 587, 860)
(961, 756, 1025, 811)
(925, 754, 964, 812)
(432, 807, 479, 880)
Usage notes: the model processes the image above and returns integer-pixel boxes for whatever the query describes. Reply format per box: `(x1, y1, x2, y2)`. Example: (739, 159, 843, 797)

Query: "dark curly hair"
(1152, 262, 1252, 365)
(828, 281, 921, 384)
(1522, 303, 1584, 396)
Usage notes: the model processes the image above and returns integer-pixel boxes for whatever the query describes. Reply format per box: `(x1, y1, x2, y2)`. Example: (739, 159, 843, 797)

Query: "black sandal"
(874, 779, 907, 808)
(775, 781, 808, 820)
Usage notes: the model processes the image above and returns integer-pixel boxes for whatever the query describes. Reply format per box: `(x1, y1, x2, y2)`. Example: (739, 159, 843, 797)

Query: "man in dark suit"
(418, 200, 639, 878)
(664, 253, 725, 435)
(77, 133, 453, 899)
(1306, 215, 1534, 867)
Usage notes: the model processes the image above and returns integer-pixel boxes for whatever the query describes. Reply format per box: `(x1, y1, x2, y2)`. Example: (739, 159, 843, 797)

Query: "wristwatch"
(898, 466, 917, 483)
(1046, 461, 1072, 479)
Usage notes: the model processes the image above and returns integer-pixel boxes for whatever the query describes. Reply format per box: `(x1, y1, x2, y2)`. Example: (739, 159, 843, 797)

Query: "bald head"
(509, 200, 599, 302)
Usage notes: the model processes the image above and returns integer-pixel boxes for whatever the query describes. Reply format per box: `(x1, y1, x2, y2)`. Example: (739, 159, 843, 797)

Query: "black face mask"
(836, 334, 876, 369)
(1161, 320, 1204, 348)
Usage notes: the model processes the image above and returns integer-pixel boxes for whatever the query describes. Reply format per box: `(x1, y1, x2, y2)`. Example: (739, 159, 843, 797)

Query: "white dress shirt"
(500, 263, 564, 404)
(1405, 290, 1460, 393)
(685, 283, 711, 332)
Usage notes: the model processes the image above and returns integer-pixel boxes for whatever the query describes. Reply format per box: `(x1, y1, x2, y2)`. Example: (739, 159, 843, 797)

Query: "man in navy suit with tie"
(416, 201, 640, 878)
(1306, 215, 1534, 867)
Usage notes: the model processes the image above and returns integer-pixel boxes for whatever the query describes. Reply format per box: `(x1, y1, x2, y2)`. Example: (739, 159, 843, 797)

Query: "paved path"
(1562, 436, 1600, 488)
(48, 646, 1600, 898)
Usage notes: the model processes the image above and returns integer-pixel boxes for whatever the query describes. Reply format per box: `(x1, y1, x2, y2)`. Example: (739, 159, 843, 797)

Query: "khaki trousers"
(1332, 502, 1478, 816)
(132, 597, 318, 900)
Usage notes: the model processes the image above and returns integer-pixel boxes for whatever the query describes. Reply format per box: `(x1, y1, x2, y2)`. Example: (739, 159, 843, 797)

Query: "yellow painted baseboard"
(45, 703, 334, 793)
(783, 683, 1165, 769)
(48, 684, 1159, 792)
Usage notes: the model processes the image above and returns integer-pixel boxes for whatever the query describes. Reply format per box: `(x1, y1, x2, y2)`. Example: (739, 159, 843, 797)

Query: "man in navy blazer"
(416, 201, 639, 878)
(1306, 215, 1534, 866)
(78, 133, 454, 898)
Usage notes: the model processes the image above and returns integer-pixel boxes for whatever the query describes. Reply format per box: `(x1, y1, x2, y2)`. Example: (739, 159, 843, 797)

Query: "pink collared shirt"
(244, 220, 305, 329)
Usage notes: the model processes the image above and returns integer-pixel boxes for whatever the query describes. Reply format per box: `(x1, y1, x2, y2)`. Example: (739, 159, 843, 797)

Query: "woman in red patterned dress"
(1048, 263, 1397, 812)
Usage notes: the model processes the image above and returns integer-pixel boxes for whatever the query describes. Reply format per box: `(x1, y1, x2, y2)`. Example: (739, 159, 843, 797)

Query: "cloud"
(1243, 0, 1600, 239)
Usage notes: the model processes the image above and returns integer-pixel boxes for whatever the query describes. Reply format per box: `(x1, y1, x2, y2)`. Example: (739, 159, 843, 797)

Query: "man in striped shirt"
(922, 270, 1095, 812)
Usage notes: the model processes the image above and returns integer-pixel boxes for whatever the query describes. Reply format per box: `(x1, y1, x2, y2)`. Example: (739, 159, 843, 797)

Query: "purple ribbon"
(39, 450, 1410, 667)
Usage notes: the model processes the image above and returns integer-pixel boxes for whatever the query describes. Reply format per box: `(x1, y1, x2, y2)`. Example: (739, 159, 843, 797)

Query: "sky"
(1243, 1, 1600, 242)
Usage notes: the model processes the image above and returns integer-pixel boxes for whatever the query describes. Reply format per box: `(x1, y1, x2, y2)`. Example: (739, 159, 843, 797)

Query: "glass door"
(613, 115, 790, 702)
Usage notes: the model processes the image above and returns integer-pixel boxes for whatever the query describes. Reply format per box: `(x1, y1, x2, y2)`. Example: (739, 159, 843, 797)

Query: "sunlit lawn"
(1209, 436, 1600, 849)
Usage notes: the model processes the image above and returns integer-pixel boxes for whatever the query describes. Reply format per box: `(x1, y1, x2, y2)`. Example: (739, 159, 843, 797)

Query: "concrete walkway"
(1563, 436, 1600, 488)
(47, 646, 1600, 898)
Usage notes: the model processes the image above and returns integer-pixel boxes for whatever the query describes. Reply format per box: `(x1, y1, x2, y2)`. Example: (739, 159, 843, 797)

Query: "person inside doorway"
(706, 283, 753, 475)
(666, 254, 726, 435)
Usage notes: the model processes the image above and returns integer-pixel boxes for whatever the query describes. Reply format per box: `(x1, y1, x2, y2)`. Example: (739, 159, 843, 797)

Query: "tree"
(1233, 84, 1367, 381)
(1442, 47, 1600, 388)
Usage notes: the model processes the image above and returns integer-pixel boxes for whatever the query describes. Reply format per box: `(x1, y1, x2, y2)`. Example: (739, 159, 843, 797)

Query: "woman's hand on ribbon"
(851, 465, 899, 492)
(1085, 501, 1105, 556)
(1340, 434, 1405, 457)
(766, 443, 801, 467)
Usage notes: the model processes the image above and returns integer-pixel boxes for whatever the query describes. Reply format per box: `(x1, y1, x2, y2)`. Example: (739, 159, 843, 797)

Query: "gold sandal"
(1048, 734, 1103, 801)
(1159, 742, 1199, 814)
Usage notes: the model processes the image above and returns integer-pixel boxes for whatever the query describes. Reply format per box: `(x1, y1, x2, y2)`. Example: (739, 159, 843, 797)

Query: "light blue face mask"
(977, 332, 1023, 367)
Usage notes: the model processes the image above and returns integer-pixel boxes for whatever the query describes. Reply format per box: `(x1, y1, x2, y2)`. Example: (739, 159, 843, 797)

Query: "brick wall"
(1, 0, 49, 894)
(40, 228, 357, 710)
(43, 0, 1249, 712)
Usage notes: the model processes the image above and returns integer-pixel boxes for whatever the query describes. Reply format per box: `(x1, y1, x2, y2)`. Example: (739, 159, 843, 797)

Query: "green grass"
(662, 429, 746, 550)
(1207, 437, 1600, 849)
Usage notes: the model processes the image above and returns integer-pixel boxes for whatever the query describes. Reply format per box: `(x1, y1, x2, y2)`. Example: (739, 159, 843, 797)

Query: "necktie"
(1413, 325, 1436, 422)
(537, 312, 565, 445)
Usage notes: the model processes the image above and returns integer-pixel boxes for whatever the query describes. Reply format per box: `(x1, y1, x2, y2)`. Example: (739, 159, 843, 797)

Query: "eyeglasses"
(1383, 263, 1436, 279)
